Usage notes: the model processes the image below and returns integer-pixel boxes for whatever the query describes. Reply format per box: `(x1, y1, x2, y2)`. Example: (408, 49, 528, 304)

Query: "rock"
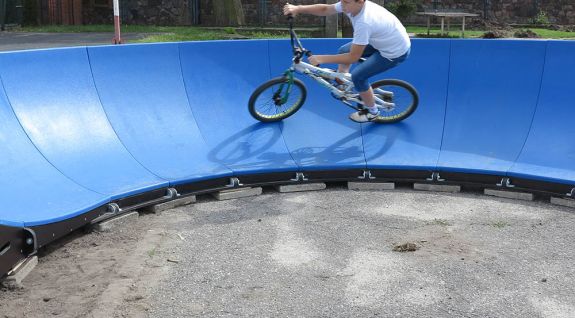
(393, 242, 419, 252)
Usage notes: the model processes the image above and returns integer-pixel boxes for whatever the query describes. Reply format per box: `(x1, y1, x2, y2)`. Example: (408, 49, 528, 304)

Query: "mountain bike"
(248, 16, 419, 124)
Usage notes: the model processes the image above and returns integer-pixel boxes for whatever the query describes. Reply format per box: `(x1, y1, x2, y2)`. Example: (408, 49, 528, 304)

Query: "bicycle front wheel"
(371, 79, 419, 124)
(248, 76, 307, 122)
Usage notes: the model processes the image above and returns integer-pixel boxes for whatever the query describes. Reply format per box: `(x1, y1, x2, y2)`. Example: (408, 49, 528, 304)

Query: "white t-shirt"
(335, 0, 411, 59)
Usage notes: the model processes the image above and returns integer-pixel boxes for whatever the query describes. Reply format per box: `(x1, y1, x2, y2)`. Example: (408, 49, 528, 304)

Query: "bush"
(482, 30, 506, 39)
(386, 0, 420, 21)
(514, 29, 540, 38)
(533, 10, 550, 25)
(223, 27, 236, 34)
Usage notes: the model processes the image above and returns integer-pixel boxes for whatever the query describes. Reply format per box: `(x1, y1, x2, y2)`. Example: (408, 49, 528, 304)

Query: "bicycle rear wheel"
(248, 76, 307, 122)
(371, 79, 419, 123)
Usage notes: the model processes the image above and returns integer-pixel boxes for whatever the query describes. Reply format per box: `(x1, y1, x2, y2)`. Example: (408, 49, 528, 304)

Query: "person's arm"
(310, 22, 370, 65)
(283, 3, 338, 17)
(309, 44, 366, 65)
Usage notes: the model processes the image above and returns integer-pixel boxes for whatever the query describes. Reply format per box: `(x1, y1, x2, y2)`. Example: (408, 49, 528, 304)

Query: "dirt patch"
(514, 29, 541, 38)
(482, 30, 507, 39)
(2, 190, 575, 317)
(0, 210, 190, 318)
(393, 242, 419, 252)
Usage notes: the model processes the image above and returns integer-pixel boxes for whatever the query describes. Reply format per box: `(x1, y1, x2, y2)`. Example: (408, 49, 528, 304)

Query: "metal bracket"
(358, 170, 376, 180)
(164, 188, 178, 199)
(107, 203, 121, 214)
(226, 177, 243, 188)
(567, 188, 575, 198)
(426, 172, 445, 182)
(91, 203, 122, 224)
(496, 177, 515, 188)
(291, 172, 308, 182)
(22, 228, 38, 256)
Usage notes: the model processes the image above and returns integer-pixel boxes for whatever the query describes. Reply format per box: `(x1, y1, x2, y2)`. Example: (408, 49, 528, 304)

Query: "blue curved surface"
(363, 39, 450, 171)
(87, 43, 232, 184)
(0, 38, 574, 251)
(0, 48, 168, 199)
(437, 40, 547, 176)
(269, 39, 366, 171)
(509, 41, 575, 186)
(0, 75, 108, 227)
(179, 41, 299, 175)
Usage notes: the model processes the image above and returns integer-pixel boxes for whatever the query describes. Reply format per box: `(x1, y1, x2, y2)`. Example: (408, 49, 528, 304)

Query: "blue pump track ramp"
(0, 39, 574, 278)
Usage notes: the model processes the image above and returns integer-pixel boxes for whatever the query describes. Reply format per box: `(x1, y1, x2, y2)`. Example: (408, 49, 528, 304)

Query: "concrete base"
(348, 182, 395, 191)
(1, 256, 38, 289)
(484, 189, 534, 201)
(142, 196, 196, 214)
(275, 183, 326, 193)
(212, 187, 262, 201)
(551, 197, 575, 209)
(414, 183, 461, 193)
(93, 211, 139, 232)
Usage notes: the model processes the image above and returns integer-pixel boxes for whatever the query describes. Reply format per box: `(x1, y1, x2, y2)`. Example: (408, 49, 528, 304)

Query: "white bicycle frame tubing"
(286, 12, 395, 110)
(291, 60, 395, 109)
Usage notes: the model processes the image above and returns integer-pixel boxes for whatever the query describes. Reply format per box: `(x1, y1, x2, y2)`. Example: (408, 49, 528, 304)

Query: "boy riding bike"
(283, 0, 411, 123)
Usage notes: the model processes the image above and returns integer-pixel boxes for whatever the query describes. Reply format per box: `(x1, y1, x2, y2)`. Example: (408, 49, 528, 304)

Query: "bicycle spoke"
(254, 81, 303, 119)
(375, 84, 414, 119)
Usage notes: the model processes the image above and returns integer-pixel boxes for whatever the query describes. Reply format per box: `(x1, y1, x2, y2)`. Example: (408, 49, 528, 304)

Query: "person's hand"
(308, 55, 321, 66)
(283, 3, 298, 17)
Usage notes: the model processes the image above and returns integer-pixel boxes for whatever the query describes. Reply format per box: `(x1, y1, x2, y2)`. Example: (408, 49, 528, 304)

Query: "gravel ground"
(149, 186, 575, 318)
(1, 186, 574, 318)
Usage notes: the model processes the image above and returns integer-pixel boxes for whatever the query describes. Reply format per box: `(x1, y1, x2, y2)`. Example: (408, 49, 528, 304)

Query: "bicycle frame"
(291, 61, 362, 108)
(283, 16, 396, 111)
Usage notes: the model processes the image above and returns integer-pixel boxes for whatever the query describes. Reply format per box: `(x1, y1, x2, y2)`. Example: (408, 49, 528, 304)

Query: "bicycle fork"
(274, 70, 296, 105)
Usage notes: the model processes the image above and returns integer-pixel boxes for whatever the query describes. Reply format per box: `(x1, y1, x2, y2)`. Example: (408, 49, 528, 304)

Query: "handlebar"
(287, 11, 318, 66)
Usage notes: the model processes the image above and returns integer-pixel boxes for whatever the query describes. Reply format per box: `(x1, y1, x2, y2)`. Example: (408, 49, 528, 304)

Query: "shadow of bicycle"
(208, 118, 413, 172)
(207, 122, 296, 170)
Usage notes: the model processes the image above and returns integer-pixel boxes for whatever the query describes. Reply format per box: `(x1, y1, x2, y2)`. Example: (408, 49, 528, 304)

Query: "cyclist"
(283, 0, 411, 123)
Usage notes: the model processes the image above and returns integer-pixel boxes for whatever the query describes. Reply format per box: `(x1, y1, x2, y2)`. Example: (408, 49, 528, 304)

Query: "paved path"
(148, 187, 575, 318)
(0, 32, 149, 52)
(1, 187, 573, 317)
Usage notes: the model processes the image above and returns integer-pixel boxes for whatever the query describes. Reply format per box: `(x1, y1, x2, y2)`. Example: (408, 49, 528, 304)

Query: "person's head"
(340, 0, 365, 16)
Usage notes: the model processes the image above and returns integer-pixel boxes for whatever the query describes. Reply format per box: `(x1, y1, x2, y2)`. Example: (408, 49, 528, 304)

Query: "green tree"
(213, 0, 245, 26)
(386, 0, 420, 21)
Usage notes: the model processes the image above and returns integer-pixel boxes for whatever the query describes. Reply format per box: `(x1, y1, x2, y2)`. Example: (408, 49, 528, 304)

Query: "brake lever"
(305, 50, 321, 67)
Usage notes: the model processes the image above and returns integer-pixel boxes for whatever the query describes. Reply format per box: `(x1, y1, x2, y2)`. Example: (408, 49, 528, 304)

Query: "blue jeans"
(338, 42, 410, 92)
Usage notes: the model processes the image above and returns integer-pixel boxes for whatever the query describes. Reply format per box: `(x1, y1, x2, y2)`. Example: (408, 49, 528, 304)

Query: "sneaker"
(349, 109, 380, 123)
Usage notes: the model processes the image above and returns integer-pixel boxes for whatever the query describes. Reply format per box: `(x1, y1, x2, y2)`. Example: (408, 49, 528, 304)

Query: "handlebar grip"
(305, 51, 320, 67)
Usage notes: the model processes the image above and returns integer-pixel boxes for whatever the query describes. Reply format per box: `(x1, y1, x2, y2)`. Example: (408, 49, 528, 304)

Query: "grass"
(491, 221, 509, 229)
(147, 247, 157, 257)
(16, 24, 291, 42)
(406, 26, 575, 39)
(429, 218, 452, 226)
(14, 24, 575, 42)
(526, 28, 575, 38)
(406, 26, 486, 38)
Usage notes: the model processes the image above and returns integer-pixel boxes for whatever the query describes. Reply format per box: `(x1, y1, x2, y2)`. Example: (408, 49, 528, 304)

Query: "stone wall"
(82, 0, 575, 26)
(391, 0, 575, 25)
(83, 0, 190, 25)
(200, 0, 326, 26)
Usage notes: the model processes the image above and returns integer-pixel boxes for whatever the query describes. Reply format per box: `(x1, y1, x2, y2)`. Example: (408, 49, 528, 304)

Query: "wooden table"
(416, 12, 480, 37)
